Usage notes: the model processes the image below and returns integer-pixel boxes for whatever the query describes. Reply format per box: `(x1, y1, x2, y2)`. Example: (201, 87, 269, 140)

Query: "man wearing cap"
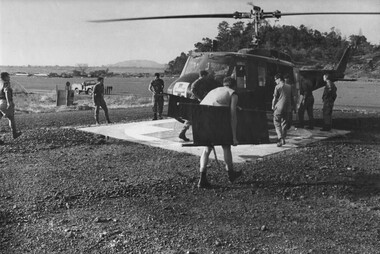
(149, 73, 165, 120)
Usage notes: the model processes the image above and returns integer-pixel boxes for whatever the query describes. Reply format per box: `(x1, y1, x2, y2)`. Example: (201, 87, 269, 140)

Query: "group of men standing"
(272, 73, 337, 147)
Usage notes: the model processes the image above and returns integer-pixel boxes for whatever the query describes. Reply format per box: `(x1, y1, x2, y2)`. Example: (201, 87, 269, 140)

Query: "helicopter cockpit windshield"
(181, 53, 234, 84)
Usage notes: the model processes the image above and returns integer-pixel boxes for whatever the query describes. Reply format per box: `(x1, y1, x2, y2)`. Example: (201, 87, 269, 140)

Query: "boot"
(228, 170, 242, 183)
(197, 172, 211, 188)
(13, 131, 22, 139)
(179, 130, 190, 142)
(152, 113, 157, 121)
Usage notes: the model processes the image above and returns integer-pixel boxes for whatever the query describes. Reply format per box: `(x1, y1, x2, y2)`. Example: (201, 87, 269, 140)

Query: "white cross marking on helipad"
(78, 119, 350, 163)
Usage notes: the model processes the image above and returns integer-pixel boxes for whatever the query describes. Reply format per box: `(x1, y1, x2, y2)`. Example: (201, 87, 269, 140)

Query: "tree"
(76, 64, 88, 76)
(194, 38, 213, 52)
(166, 52, 188, 74)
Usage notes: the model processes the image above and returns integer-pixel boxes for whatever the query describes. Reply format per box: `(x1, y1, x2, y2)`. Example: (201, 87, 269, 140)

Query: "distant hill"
(109, 60, 165, 69)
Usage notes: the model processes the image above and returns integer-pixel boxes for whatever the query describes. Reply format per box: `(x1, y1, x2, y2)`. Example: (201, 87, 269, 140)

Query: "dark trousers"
(273, 111, 289, 140)
(94, 98, 110, 123)
(322, 100, 334, 129)
(152, 95, 164, 117)
(298, 97, 314, 127)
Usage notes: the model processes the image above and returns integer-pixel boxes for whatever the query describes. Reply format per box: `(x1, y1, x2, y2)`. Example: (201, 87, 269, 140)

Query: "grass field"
(10, 76, 176, 113)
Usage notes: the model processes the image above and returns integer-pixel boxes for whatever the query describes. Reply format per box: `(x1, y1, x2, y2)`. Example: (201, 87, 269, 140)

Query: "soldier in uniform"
(297, 76, 314, 129)
(0, 72, 22, 144)
(178, 70, 218, 141)
(321, 74, 337, 131)
(284, 74, 297, 130)
(272, 73, 295, 147)
(93, 76, 111, 125)
(149, 73, 164, 120)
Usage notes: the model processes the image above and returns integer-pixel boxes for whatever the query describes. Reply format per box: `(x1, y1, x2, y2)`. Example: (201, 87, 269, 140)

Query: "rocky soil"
(1, 107, 380, 253)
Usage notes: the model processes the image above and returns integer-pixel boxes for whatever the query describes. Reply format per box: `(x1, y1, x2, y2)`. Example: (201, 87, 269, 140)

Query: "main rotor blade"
(89, 11, 380, 23)
(279, 12, 380, 17)
(89, 13, 245, 23)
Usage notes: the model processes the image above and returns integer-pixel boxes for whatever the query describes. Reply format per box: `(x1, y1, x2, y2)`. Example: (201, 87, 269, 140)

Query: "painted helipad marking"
(78, 119, 350, 163)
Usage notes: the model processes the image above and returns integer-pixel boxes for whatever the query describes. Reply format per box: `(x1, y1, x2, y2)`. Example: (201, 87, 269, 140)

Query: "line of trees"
(166, 21, 379, 74)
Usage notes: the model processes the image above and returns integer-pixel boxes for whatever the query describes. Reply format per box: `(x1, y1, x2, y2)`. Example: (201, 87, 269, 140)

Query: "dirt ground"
(1, 107, 380, 254)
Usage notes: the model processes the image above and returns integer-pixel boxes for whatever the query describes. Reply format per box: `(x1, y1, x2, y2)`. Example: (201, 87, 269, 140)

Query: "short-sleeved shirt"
(322, 81, 337, 103)
(93, 83, 104, 98)
(200, 87, 235, 107)
(150, 78, 164, 94)
(93, 82, 105, 105)
(272, 82, 293, 114)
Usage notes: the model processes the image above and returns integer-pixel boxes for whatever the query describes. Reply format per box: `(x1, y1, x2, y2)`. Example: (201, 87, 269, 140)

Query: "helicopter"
(90, 5, 380, 146)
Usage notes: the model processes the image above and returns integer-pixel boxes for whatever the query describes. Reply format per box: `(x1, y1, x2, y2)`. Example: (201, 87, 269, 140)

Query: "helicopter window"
(208, 62, 231, 76)
(235, 65, 246, 88)
(181, 56, 204, 75)
(258, 65, 266, 87)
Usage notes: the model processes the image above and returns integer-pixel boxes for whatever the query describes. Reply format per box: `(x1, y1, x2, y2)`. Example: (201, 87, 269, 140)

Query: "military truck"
(71, 80, 96, 95)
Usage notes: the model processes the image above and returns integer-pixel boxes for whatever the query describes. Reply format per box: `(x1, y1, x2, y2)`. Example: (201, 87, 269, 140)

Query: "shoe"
(179, 132, 190, 142)
(13, 132, 22, 139)
(158, 115, 163, 120)
(276, 140, 283, 147)
(197, 173, 212, 188)
(320, 127, 331, 131)
(96, 121, 100, 125)
(281, 138, 286, 145)
(107, 120, 112, 124)
(228, 170, 242, 183)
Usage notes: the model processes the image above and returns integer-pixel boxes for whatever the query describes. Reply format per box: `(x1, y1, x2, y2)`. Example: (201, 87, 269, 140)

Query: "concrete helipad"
(78, 119, 350, 163)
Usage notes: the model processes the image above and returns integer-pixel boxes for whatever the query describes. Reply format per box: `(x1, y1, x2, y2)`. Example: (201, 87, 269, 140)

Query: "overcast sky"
(0, 0, 379, 66)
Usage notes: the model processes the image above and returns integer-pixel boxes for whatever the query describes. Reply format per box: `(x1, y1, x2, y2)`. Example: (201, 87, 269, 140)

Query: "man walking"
(0, 72, 22, 144)
(272, 73, 295, 147)
(321, 74, 337, 131)
(93, 76, 111, 125)
(197, 76, 242, 188)
(149, 73, 165, 120)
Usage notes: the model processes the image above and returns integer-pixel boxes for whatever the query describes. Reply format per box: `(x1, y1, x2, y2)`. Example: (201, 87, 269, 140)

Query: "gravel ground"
(1, 107, 380, 253)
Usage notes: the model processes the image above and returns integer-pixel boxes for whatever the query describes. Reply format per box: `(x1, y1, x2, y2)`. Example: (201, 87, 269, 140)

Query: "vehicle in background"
(14, 72, 32, 76)
(48, 72, 60, 78)
(71, 80, 96, 95)
(33, 73, 49, 77)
